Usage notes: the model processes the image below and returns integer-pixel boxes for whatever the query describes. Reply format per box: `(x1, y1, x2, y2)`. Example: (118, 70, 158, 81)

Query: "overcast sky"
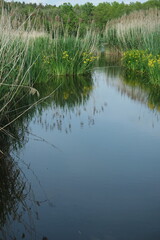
(14, 0, 147, 6)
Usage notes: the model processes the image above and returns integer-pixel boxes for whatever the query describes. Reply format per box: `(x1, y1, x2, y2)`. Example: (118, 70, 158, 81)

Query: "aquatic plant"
(122, 50, 160, 85)
(30, 31, 99, 78)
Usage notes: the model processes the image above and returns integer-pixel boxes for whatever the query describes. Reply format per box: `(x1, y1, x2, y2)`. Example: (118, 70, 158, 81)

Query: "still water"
(1, 65, 160, 240)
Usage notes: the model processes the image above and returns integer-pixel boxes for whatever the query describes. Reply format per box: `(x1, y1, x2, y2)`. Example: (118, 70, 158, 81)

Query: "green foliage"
(0, 31, 98, 89)
(2, 0, 160, 34)
(44, 38, 97, 76)
(29, 32, 99, 77)
(105, 27, 160, 53)
(122, 50, 160, 85)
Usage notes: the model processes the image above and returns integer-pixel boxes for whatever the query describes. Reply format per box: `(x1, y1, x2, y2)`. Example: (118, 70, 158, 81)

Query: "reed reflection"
(122, 71, 160, 112)
(1, 62, 160, 239)
(33, 74, 108, 133)
(95, 59, 160, 115)
(0, 121, 45, 239)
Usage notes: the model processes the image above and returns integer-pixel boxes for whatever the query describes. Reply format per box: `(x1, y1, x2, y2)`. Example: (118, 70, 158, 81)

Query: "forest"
(1, 0, 160, 33)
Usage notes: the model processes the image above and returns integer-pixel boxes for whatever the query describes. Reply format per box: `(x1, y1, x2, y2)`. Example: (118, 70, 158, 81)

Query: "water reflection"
(95, 67, 148, 104)
(1, 63, 160, 239)
(96, 53, 160, 115)
(25, 64, 160, 240)
(97, 50, 121, 67)
(0, 151, 25, 228)
(3, 66, 160, 138)
(0, 143, 28, 239)
(94, 65, 160, 115)
(0, 116, 46, 239)
(35, 75, 93, 108)
(0, 74, 96, 239)
(122, 71, 160, 112)
(32, 75, 108, 133)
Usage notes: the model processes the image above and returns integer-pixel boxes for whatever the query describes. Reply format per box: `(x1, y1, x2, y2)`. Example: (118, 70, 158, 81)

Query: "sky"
(13, 0, 147, 6)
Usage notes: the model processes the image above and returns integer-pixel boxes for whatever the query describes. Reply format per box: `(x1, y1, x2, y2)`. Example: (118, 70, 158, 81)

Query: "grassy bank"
(104, 8, 160, 86)
(105, 8, 160, 53)
(0, 12, 99, 135)
(122, 50, 160, 85)
(30, 31, 99, 79)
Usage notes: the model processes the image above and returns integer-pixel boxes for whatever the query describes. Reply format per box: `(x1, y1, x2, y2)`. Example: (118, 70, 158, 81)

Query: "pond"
(1, 61, 160, 240)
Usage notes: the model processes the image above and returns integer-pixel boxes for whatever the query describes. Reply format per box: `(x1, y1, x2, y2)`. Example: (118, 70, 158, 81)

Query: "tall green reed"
(30, 30, 99, 78)
(0, 11, 42, 136)
(0, 10, 99, 138)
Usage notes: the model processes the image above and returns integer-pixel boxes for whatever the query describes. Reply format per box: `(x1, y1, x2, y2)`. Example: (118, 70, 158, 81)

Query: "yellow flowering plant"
(122, 50, 160, 85)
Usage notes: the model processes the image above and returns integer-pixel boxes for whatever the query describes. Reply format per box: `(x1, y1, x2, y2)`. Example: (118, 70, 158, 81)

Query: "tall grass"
(29, 29, 99, 78)
(104, 8, 160, 86)
(0, 8, 100, 139)
(0, 12, 42, 137)
(105, 8, 160, 54)
(0, 28, 27, 114)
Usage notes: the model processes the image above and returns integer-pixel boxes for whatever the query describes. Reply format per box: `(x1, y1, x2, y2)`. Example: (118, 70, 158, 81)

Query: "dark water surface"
(2, 66, 160, 240)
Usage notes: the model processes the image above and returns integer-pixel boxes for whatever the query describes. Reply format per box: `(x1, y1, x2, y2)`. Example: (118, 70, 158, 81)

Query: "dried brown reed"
(106, 8, 160, 35)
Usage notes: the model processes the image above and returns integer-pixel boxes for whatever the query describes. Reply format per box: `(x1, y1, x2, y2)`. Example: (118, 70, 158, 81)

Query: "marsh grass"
(30, 30, 99, 78)
(0, 29, 29, 115)
(0, 11, 46, 143)
(105, 8, 160, 85)
(0, 8, 99, 136)
(105, 8, 160, 54)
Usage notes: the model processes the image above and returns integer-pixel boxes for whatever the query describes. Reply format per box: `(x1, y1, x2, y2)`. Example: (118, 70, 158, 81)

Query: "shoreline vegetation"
(104, 8, 160, 86)
(0, 0, 160, 135)
(0, 11, 98, 134)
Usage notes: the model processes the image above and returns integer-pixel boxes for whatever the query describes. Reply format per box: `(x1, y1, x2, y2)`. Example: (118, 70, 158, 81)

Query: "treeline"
(1, 0, 160, 34)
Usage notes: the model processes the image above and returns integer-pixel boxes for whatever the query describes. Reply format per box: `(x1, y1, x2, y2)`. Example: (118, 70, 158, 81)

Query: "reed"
(0, 9, 99, 139)
(105, 8, 160, 54)
(29, 29, 99, 78)
(0, 11, 43, 138)
(105, 8, 160, 86)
